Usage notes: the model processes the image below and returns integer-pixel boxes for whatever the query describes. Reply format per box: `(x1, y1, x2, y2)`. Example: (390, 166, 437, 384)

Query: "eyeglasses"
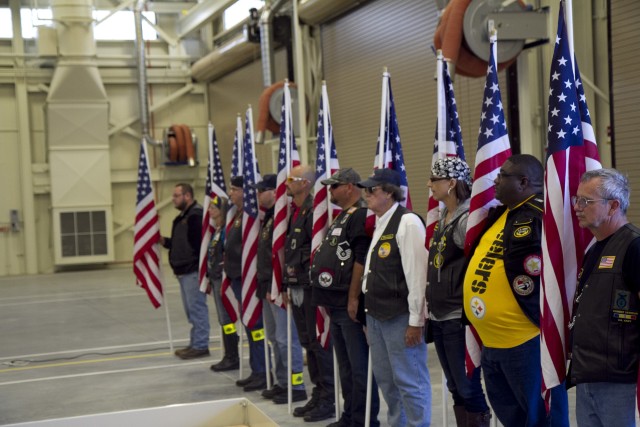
(496, 171, 525, 179)
(329, 183, 345, 190)
(364, 186, 379, 195)
(429, 176, 449, 183)
(287, 176, 306, 183)
(571, 196, 610, 209)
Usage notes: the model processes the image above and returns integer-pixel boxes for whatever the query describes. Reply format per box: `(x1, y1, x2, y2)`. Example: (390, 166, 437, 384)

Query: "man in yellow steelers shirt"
(463, 155, 568, 427)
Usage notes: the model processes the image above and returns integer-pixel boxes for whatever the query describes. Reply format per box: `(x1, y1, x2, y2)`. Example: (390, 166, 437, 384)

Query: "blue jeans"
(210, 277, 233, 327)
(331, 308, 380, 427)
(482, 337, 569, 427)
(231, 278, 266, 374)
(431, 319, 489, 413)
(177, 271, 210, 350)
(576, 382, 636, 427)
(263, 299, 305, 390)
(367, 313, 431, 427)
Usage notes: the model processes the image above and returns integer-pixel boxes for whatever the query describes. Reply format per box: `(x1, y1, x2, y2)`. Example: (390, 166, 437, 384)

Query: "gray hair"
(380, 183, 406, 202)
(581, 168, 630, 214)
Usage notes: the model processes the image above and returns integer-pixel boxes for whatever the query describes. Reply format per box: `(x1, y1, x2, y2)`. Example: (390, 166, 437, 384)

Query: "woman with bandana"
(426, 157, 491, 427)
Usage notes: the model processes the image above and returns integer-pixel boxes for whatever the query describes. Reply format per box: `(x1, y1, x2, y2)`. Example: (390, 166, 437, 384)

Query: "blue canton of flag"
(231, 116, 242, 178)
(243, 117, 261, 220)
(444, 61, 464, 159)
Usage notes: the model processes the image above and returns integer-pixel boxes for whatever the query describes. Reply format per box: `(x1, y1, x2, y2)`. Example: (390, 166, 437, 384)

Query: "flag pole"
(564, 0, 575, 74)
(437, 51, 445, 147)
(378, 68, 389, 169)
(236, 113, 245, 381)
(283, 81, 294, 410)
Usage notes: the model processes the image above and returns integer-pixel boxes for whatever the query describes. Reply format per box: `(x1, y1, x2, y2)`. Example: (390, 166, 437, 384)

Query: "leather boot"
(453, 405, 467, 427)
(210, 332, 239, 371)
(467, 410, 491, 427)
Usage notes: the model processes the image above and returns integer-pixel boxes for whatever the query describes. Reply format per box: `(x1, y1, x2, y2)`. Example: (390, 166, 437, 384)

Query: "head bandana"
(431, 157, 473, 186)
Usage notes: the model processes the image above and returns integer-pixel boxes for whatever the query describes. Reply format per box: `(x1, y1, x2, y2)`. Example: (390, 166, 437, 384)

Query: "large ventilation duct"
(45, 0, 114, 266)
(297, 0, 370, 25)
(134, 0, 154, 148)
(259, 0, 289, 88)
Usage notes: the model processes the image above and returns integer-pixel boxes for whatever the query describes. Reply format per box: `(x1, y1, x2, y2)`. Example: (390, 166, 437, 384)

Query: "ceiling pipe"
(259, 0, 288, 88)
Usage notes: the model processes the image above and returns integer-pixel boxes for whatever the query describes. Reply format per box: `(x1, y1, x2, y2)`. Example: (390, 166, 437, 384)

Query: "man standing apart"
(463, 154, 568, 426)
(284, 165, 335, 422)
(225, 176, 267, 391)
(357, 168, 430, 427)
(569, 168, 640, 427)
(311, 168, 380, 427)
(161, 183, 210, 359)
(253, 174, 307, 404)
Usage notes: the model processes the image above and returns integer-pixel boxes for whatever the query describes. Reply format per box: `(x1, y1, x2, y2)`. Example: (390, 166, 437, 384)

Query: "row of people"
(160, 154, 640, 427)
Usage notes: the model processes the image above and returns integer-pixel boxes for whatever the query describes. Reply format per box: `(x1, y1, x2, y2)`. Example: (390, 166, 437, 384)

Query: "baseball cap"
(250, 174, 277, 191)
(357, 168, 402, 188)
(320, 168, 361, 186)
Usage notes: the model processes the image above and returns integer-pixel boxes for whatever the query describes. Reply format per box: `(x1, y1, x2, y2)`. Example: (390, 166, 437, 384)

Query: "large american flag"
(241, 107, 263, 328)
(374, 71, 411, 209)
(198, 123, 228, 293)
(133, 140, 164, 308)
(540, 1, 601, 400)
(220, 117, 245, 323)
(426, 54, 466, 245)
(464, 36, 512, 374)
(272, 82, 301, 307)
(312, 82, 341, 349)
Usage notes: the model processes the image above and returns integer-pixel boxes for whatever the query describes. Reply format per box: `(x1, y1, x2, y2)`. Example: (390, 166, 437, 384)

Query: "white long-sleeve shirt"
(362, 202, 428, 327)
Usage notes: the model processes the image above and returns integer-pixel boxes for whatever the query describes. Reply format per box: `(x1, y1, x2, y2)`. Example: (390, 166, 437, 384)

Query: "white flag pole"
(235, 113, 245, 381)
(565, 0, 575, 75)
(283, 80, 294, 410)
(377, 68, 389, 169)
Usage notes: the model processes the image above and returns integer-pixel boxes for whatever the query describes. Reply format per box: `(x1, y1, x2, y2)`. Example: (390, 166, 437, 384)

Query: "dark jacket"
(163, 202, 202, 275)
(257, 208, 274, 299)
(465, 194, 544, 326)
(283, 195, 313, 289)
(224, 210, 243, 280)
(207, 227, 224, 281)
(569, 223, 640, 385)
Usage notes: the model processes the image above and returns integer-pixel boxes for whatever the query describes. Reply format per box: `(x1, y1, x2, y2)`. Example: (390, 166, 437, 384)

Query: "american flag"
(272, 82, 300, 307)
(241, 107, 263, 329)
(540, 1, 601, 400)
(198, 123, 228, 293)
(312, 82, 341, 349)
(133, 140, 164, 308)
(464, 35, 512, 374)
(220, 117, 245, 323)
(426, 53, 466, 245)
(374, 71, 411, 209)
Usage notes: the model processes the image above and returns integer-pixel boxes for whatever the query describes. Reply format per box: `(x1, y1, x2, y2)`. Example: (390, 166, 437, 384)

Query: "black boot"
(210, 332, 239, 371)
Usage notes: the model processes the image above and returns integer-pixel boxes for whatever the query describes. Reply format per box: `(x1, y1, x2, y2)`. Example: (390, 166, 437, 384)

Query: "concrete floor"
(0, 267, 579, 426)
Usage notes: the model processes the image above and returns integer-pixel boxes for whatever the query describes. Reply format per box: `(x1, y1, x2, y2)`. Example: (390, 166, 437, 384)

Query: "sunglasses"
(364, 186, 380, 195)
(329, 183, 345, 189)
(287, 176, 306, 183)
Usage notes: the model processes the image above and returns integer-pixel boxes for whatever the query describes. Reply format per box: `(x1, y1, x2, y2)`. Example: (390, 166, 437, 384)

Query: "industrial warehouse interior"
(0, 0, 638, 425)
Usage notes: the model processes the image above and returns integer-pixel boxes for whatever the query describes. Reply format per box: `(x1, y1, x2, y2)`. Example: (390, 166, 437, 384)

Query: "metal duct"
(298, 0, 370, 25)
(45, 0, 114, 266)
(134, 0, 155, 147)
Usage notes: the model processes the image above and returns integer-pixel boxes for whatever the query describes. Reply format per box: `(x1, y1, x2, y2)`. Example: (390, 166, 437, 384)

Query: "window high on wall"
(0, 8, 157, 40)
(223, 0, 264, 29)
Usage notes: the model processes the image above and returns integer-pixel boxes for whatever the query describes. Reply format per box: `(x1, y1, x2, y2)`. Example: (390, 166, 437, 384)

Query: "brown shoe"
(178, 348, 210, 360)
(174, 347, 191, 357)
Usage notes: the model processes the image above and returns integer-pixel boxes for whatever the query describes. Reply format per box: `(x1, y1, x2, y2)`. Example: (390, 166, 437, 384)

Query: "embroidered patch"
(336, 241, 352, 261)
(470, 296, 486, 319)
(523, 255, 542, 276)
(286, 266, 296, 277)
(614, 290, 630, 310)
(318, 271, 333, 288)
(234, 218, 241, 228)
(380, 234, 394, 241)
(512, 275, 534, 296)
(290, 239, 297, 250)
(433, 253, 444, 269)
(378, 242, 391, 258)
(331, 227, 342, 236)
(599, 256, 615, 269)
(513, 226, 532, 238)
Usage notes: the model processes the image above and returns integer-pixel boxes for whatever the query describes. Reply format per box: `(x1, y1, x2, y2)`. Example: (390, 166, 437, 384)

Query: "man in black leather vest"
(160, 183, 210, 360)
(357, 168, 430, 427)
(311, 168, 380, 427)
(283, 164, 335, 422)
(569, 168, 640, 426)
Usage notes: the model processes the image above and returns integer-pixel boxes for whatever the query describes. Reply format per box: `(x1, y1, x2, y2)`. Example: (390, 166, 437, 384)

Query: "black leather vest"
(207, 228, 224, 281)
(284, 196, 313, 288)
(569, 224, 640, 385)
(364, 206, 410, 321)
(169, 203, 202, 274)
(223, 210, 243, 280)
(257, 209, 274, 298)
(427, 213, 466, 318)
(310, 206, 365, 308)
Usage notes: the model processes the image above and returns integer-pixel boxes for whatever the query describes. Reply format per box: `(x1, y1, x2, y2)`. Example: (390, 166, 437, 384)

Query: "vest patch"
(378, 242, 391, 258)
(336, 242, 352, 261)
(380, 234, 394, 241)
(524, 255, 542, 276)
(470, 296, 486, 319)
(318, 271, 334, 288)
(598, 255, 615, 269)
(513, 226, 532, 238)
(433, 253, 444, 269)
(512, 275, 534, 296)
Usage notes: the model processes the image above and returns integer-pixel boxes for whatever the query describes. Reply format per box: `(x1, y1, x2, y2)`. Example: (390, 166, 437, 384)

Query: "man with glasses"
(284, 165, 336, 422)
(463, 154, 568, 427)
(311, 168, 380, 427)
(568, 168, 640, 427)
(160, 183, 210, 360)
(252, 174, 307, 404)
(357, 168, 430, 427)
